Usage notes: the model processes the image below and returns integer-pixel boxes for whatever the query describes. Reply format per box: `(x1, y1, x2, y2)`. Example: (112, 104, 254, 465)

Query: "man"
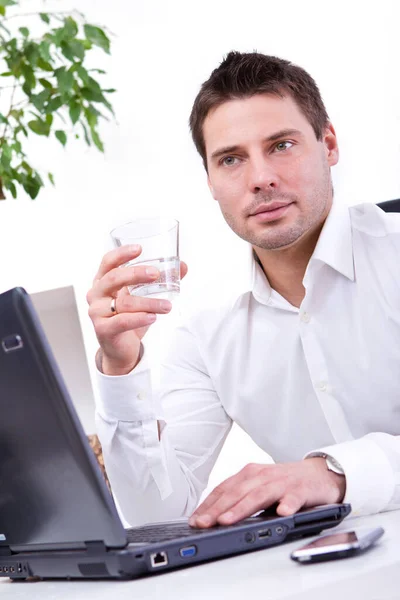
(87, 51, 400, 528)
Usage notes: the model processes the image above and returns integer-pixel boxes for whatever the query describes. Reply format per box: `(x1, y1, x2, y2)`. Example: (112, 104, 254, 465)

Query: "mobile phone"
(290, 526, 384, 563)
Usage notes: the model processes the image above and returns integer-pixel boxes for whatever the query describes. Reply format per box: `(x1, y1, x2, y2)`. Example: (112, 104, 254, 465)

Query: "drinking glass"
(110, 217, 180, 301)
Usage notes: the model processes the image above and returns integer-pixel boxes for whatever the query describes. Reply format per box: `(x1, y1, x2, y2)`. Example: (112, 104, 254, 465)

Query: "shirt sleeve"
(305, 432, 399, 516)
(94, 322, 232, 527)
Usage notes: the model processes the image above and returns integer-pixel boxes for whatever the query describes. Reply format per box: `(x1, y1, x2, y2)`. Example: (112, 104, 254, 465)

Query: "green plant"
(0, 0, 115, 199)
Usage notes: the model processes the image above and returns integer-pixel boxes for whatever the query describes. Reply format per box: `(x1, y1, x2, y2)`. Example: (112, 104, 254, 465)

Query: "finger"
(180, 261, 188, 279)
(190, 464, 265, 527)
(117, 286, 130, 299)
(217, 483, 286, 526)
(192, 476, 267, 528)
(95, 311, 158, 339)
(276, 492, 305, 517)
(93, 265, 160, 300)
(191, 472, 245, 521)
(193, 463, 265, 516)
(90, 295, 172, 319)
(191, 464, 262, 520)
(94, 244, 142, 282)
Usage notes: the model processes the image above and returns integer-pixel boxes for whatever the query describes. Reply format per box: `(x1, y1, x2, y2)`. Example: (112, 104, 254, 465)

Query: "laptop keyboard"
(126, 521, 234, 544)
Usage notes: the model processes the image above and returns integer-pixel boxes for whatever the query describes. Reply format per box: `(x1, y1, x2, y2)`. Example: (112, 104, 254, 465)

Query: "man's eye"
(221, 156, 239, 166)
(274, 141, 293, 152)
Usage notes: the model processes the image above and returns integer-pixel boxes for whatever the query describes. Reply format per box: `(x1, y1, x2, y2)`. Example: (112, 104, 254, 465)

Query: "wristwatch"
(308, 453, 345, 475)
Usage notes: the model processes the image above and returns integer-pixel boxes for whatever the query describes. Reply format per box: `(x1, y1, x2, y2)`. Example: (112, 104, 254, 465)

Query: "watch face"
(326, 456, 344, 475)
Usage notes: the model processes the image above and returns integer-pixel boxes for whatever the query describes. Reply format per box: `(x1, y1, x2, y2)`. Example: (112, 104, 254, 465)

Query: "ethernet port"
(150, 552, 168, 568)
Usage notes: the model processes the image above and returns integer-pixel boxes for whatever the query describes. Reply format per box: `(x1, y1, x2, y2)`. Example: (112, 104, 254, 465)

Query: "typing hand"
(189, 457, 346, 528)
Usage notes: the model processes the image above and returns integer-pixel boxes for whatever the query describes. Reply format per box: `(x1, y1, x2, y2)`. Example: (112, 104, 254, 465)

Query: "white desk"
(1, 511, 400, 600)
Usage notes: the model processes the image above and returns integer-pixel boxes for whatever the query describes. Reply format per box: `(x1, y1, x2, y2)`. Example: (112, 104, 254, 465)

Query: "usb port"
(258, 528, 272, 539)
(179, 545, 197, 558)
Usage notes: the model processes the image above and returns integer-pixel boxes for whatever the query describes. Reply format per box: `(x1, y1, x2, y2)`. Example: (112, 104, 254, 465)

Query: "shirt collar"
(309, 200, 355, 282)
(250, 200, 355, 304)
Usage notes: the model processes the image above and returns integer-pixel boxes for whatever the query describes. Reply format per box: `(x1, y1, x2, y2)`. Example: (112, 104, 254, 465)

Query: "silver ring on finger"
(110, 297, 118, 316)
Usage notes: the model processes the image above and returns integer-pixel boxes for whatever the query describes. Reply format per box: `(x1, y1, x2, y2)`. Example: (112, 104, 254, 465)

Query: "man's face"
(203, 93, 339, 251)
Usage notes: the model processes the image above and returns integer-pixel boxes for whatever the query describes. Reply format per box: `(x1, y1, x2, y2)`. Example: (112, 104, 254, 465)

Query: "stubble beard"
(220, 165, 332, 251)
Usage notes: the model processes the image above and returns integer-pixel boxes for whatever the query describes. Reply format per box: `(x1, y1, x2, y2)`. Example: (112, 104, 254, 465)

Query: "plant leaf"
(45, 95, 63, 113)
(39, 12, 50, 24)
(28, 119, 50, 136)
(8, 181, 17, 199)
(90, 127, 104, 152)
(0, 142, 12, 168)
(76, 65, 89, 84)
(55, 66, 74, 97)
(60, 41, 75, 62)
(21, 64, 36, 95)
(81, 122, 91, 146)
(68, 40, 85, 61)
(63, 16, 78, 38)
(39, 78, 53, 90)
(81, 86, 103, 102)
(22, 174, 41, 199)
(0, 0, 17, 7)
(19, 26, 29, 37)
(83, 24, 110, 54)
(25, 42, 40, 67)
(48, 172, 55, 185)
(69, 100, 81, 124)
(21, 161, 32, 174)
(37, 57, 53, 72)
(84, 105, 97, 128)
(11, 139, 22, 154)
(38, 42, 51, 63)
(55, 130, 67, 146)
(31, 89, 51, 111)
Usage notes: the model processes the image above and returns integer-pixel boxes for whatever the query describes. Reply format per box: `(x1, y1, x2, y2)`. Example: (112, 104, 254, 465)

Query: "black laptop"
(0, 287, 351, 580)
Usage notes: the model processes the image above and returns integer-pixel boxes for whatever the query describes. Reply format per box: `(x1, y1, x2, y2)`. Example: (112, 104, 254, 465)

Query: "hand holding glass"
(110, 218, 180, 301)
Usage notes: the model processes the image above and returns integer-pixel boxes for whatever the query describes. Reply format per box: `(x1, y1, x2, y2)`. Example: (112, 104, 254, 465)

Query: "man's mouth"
(249, 201, 294, 222)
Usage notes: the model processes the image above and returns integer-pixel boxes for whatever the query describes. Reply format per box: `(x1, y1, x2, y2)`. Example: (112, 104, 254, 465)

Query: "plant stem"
(1, 80, 16, 146)
(2, 10, 83, 22)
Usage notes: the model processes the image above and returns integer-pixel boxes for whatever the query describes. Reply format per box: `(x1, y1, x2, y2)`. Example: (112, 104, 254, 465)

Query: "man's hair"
(189, 51, 330, 170)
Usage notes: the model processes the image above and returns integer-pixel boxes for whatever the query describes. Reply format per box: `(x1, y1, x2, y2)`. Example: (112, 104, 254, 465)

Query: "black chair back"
(377, 199, 400, 213)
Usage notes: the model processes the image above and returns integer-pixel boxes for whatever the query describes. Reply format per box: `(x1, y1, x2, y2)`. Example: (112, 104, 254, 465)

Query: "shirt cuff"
(95, 344, 161, 422)
(305, 437, 396, 516)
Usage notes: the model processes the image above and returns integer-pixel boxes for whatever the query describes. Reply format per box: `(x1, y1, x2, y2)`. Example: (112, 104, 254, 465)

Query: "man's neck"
(254, 222, 325, 308)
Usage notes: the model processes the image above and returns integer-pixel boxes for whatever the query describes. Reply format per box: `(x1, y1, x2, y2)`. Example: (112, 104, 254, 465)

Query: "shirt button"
(316, 381, 328, 392)
(301, 311, 311, 323)
(137, 391, 146, 401)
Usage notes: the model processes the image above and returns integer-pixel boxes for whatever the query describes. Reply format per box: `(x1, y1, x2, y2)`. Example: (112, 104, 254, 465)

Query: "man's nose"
(247, 155, 279, 193)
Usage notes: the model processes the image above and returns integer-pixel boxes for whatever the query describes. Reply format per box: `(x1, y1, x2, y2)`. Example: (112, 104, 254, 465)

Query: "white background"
(1, 0, 399, 492)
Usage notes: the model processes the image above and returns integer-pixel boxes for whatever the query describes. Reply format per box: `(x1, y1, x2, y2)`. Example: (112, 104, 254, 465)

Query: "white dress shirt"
(95, 202, 400, 527)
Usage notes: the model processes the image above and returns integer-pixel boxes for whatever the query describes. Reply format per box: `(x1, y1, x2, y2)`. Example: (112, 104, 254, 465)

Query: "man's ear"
(324, 123, 339, 167)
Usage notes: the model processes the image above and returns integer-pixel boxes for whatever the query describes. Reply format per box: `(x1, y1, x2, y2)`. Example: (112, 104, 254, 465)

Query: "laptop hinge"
(85, 541, 107, 554)
(0, 546, 11, 556)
